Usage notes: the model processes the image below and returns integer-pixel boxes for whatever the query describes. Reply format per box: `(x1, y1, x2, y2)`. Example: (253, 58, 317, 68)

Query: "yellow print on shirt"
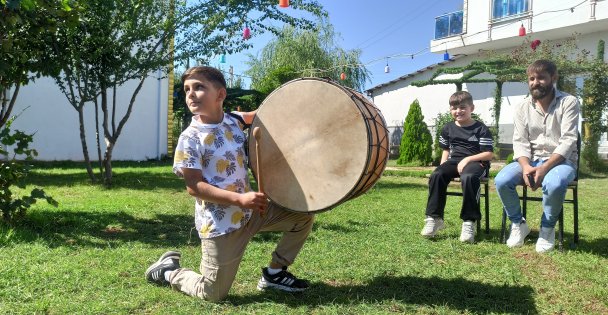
(216, 159, 229, 173)
(174, 150, 190, 163)
(225, 129, 234, 142)
(231, 211, 244, 224)
(200, 223, 212, 237)
(237, 151, 244, 167)
(204, 133, 216, 146)
(225, 184, 238, 192)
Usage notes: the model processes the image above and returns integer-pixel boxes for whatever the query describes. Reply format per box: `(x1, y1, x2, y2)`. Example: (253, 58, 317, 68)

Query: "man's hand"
(531, 165, 548, 191)
(522, 165, 539, 190)
(238, 192, 268, 213)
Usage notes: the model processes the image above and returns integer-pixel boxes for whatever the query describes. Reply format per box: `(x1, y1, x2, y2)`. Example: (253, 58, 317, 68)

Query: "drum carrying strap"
(226, 111, 251, 158)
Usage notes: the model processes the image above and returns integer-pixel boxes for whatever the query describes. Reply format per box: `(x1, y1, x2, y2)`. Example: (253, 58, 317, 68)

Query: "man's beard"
(530, 84, 553, 100)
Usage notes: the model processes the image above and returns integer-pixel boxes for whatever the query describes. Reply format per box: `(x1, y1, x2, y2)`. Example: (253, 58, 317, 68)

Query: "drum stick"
(252, 127, 263, 194)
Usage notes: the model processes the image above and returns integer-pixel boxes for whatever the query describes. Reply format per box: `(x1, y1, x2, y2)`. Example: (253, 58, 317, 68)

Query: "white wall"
(434, 0, 608, 55)
(8, 72, 169, 161)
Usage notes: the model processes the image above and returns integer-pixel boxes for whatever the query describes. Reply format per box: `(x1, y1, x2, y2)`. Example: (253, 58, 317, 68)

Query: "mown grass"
(0, 161, 607, 314)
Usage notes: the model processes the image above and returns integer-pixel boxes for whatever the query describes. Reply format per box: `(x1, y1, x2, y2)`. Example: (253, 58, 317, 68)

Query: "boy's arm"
(457, 151, 493, 174)
(440, 149, 449, 164)
(462, 151, 493, 163)
(181, 168, 267, 211)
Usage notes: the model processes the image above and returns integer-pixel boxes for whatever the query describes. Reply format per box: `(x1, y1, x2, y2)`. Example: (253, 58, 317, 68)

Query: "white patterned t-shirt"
(173, 113, 252, 239)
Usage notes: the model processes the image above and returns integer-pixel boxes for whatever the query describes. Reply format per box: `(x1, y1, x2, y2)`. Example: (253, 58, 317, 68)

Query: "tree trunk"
(102, 141, 114, 186)
(493, 81, 503, 157)
(94, 98, 103, 176)
(77, 105, 97, 182)
(0, 84, 20, 128)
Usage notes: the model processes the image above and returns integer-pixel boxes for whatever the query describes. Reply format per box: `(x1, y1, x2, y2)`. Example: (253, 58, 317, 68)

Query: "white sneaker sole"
(421, 222, 445, 238)
(256, 277, 307, 292)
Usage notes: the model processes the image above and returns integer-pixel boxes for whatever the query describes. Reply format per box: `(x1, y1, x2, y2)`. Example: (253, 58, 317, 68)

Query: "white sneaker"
(536, 227, 556, 253)
(421, 217, 445, 238)
(459, 221, 476, 243)
(506, 221, 530, 248)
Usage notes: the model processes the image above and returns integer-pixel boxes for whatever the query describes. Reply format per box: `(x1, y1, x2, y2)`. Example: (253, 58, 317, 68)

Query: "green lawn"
(1, 161, 607, 314)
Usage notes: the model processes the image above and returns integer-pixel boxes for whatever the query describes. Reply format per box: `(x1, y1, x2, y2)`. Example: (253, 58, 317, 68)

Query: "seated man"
(495, 59, 579, 253)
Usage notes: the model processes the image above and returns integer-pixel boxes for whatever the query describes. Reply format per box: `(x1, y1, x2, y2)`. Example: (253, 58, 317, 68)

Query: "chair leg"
(476, 199, 481, 236)
(573, 187, 579, 249)
(500, 210, 507, 243)
(522, 186, 528, 219)
(558, 209, 564, 252)
(484, 182, 490, 234)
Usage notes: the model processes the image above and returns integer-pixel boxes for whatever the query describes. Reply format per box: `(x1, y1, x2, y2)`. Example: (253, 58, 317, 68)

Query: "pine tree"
(397, 99, 433, 165)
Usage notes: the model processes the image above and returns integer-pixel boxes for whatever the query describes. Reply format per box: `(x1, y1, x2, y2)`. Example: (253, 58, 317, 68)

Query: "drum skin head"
(249, 78, 372, 212)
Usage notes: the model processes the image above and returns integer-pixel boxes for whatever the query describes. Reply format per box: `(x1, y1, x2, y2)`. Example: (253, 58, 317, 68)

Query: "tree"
(246, 19, 370, 92)
(1, 118, 57, 222)
(581, 40, 608, 171)
(398, 99, 432, 166)
(50, 0, 326, 186)
(0, 0, 77, 127)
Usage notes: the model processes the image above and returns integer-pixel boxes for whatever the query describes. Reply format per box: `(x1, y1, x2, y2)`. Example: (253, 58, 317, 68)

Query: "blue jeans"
(494, 159, 576, 228)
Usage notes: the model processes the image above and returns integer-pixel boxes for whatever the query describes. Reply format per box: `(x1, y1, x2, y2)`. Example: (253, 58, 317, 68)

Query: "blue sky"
(217, 0, 464, 91)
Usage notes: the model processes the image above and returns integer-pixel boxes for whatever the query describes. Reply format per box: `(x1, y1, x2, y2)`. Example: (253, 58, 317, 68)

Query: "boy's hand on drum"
(238, 192, 268, 213)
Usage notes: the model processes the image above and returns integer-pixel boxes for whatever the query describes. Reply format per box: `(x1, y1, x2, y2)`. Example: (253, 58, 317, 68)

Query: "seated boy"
(145, 66, 314, 302)
(421, 91, 494, 243)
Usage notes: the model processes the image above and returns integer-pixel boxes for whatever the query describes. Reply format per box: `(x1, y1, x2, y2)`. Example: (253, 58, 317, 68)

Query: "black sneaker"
(257, 267, 310, 292)
(145, 251, 181, 286)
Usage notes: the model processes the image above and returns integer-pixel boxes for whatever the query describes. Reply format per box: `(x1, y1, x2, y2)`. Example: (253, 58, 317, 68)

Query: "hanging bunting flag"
(243, 26, 251, 40)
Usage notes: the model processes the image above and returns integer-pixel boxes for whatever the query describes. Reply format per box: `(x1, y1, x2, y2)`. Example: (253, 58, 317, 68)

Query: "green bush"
(432, 111, 485, 165)
(397, 99, 432, 166)
(0, 119, 57, 222)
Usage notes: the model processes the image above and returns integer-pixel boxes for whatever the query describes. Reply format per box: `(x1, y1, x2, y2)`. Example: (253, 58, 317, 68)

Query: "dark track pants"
(425, 161, 487, 221)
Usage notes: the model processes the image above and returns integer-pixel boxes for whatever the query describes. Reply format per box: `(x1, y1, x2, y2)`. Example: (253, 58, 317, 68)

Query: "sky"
(216, 0, 464, 91)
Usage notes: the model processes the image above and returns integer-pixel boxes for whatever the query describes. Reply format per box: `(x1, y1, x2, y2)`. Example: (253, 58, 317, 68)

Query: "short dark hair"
(449, 91, 473, 107)
(181, 66, 226, 89)
(527, 59, 557, 77)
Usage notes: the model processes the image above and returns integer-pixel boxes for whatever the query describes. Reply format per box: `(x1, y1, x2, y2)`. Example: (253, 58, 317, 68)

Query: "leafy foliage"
(47, 0, 326, 185)
(0, 118, 57, 222)
(246, 19, 370, 92)
(581, 40, 608, 171)
(0, 0, 78, 127)
(397, 99, 432, 166)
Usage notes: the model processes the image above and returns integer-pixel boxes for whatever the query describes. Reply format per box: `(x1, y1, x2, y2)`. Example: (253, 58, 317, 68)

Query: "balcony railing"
(434, 10, 464, 40)
(492, 0, 529, 21)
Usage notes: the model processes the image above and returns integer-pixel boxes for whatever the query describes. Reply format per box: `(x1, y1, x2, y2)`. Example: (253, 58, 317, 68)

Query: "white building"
(7, 70, 173, 161)
(367, 0, 608, 158)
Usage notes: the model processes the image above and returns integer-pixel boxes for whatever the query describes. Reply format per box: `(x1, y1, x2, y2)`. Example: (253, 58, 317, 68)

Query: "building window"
(434, 10, 464, 40)
(492, 0, 529, 20)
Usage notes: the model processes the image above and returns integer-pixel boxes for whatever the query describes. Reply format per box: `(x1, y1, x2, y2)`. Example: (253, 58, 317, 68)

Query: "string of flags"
(216, 0, 585, 81)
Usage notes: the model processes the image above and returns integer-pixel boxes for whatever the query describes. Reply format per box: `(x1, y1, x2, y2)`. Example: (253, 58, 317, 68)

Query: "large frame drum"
(249, 78, 389, 213)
